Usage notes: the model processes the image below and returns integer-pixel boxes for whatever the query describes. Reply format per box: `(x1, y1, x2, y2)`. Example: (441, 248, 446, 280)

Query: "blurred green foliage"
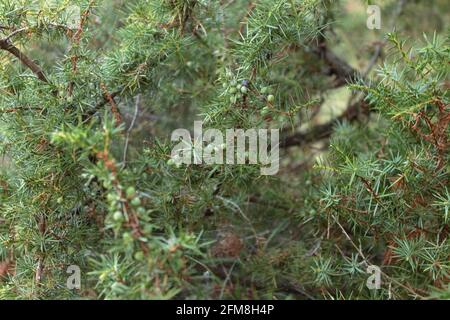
(0, 0, 448, 299)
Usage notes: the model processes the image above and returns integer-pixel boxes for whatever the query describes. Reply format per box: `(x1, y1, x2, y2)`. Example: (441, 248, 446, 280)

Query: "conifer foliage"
(0, 0, 448, 299)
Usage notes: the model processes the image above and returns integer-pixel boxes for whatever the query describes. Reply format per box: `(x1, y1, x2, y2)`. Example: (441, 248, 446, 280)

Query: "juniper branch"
(281, 100, 369, 148)
(0, 38, 49, 83)
(312, 42, 360, 88)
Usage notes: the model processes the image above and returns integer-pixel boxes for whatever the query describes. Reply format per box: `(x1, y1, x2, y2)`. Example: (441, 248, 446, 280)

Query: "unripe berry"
(261, 106, 270, 115)
(229, 87, 237, 94)
(240, 86, 248, 94)
(131, 197, 141, 207)
(261, 86, 268, 94)
(126, 186, 136, 198)
(113, 211, 123, 221)
(107, 193, 115, 202)
(122, 232, 133, 242)
(267, 94, 275, 103)
(134, 251, 145, 261)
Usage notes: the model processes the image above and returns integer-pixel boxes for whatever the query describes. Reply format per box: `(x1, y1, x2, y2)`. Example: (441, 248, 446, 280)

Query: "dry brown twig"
(0, 38, 49, 83)
(100, 82, 122, 125)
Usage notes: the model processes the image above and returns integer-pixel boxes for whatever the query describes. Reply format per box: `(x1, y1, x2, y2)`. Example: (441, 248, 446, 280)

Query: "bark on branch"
(0, 39, 49, 83)
(281, 100, 369, 149)
(312, 43, 361, 88)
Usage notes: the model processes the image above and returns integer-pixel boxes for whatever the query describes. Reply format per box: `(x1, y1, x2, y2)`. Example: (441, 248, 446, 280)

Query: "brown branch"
(82, 87, 123, 121)
(0, 39, 49, 83)
(67, 1, 95, 96)
(95, 150, 149, 256)
(312, 42, 360, 88)
(281, 100, 369, 149)
(283, 0, 410, 149)
(100, 83, 122, 125)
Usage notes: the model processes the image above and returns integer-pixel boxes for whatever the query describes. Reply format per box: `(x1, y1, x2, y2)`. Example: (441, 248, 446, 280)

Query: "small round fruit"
(261, 106, 270, 115)
(134, 251, 145, 261)
(236, 84, 242, 90)
(261, 86, 268, 94)
(167, 158, 175, 166)
(126, 186, 136, 198)
(122, 232, 133, 242)
(230, 80, 237, 87)
(229, 87, 237, 94)
(240, 86, 248, 94)
(131, 197, 141, 207)
(57, 197, 63, 204)
(113, 211, 123, 221)
(267, 94, 275, 103)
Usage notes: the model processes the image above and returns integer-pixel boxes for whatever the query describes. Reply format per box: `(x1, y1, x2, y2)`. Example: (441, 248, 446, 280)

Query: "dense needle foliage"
(0, 0, 448, 299)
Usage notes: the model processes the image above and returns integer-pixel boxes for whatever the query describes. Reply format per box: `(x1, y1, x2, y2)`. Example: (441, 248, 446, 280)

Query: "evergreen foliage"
(0, 0, 448, 299)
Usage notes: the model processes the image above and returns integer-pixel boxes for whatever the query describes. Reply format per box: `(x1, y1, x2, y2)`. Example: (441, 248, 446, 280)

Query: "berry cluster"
(107, 186, 145, 224)
(259, 85, 275, 116)
(223, 72, 276, 118)
(227, 79, 250, 104)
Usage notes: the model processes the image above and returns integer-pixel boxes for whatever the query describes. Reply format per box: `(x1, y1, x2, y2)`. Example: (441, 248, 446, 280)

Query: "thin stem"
(0, 39, 49, 83)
